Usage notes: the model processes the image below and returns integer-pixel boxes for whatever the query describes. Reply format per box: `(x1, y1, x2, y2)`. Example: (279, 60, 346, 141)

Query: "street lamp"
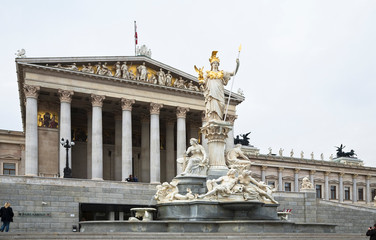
(60, 138, 75, 178)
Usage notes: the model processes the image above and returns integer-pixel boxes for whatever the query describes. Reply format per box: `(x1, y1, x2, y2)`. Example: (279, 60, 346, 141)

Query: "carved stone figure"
(237, 88, 244, 96)
(187, 81, 199, 91)
(114, 62, 121, 78)
(197, 51, 239, 122)
(136, 44, 152, 57)
(234, 132, 251, 146)
(81, 63, 94, 73)
(226, 144, 251, 171)
(180, 138, 208, 176)
(52, 63, 63, 68)
(165, 71, 172, 86)
(268, 147, 272, 155)
(137, 62, 148, 81)
(65, 63, 78, 71)
(149, 74, 157, 84)
(199, 169, 238, 198)
(99, 62, 110, 76)
(290, 149, 294, 158)
(279, 148, 284, 157)
(95, 62, 102, 75)
(175, 77, 186, 89)
(329, 154, 333, 161)
(301, 176, 314, 190)
(300, 151, 304, 159)
(154, 181, 195, 203)
(121, 62, 130, 79)
(157, 68, 166, 85)
(239, 170, 278, 204)
(15, 49, 26, 58)
(311, 152, 314, 160)
(320, 153, 324, 161)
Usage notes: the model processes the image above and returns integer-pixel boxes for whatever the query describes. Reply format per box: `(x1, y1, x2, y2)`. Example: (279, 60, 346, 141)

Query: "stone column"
(324, 171, 330, 200)
(176, 107, 189, 175)
(294, 169, 300, 192)
(366, 175, 371, 204)
(261, 166, 267, 182)
(352, 174, 358, 203)
(165, 119, 175, 181)
(201, 111, 208, 152)
(91, 94, 105, 180)
(58, 89, 74, 178)
(339, 172, 344, 202)
(24, 85, 40, 176)
(140, 115, 150, 182)
(87, 110, 92, 179)
(310, 170, 316, 185)
(121, 98, 135, 182)
(278, 167, 284, 191)
(150, 103, 163, 183)
(114, 114, 122, 181)
(225, 114, 237, 151)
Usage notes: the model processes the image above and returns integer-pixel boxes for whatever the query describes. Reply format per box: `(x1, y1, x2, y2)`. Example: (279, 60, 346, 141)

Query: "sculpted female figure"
(197, 51, 239, 122)
(180, 138, 208, 176)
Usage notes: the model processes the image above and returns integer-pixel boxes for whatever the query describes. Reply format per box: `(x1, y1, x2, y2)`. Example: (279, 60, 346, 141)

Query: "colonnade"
(23, 84, 237, 183)
(261, 165, 372, 204)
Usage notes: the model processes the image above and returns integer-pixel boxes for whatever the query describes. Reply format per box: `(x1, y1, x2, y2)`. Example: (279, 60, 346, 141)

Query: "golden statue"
(195, 51, 239, 122)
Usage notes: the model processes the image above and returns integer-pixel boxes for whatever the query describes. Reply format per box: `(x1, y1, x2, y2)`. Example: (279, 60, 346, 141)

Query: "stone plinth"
(157, 200, 279, 221)
(174, 175, 207, 195)
(201, 121, 232, 179)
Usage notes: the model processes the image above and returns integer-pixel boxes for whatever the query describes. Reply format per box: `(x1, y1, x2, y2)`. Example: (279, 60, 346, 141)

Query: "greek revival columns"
(339, 172, 344, 202)
(150, 103, 163, 183)
(352, 174, 358, 203)
(278, 167, 284, 191)
(121, 98, 135, 181)
(24, 85, 40, 176)
(140, 115, 150, 182)
(226, 114, 237, 150)
(324, 171, 330, 200)
(165, 119, 175, 181)
(366, 175, 371, 204)
(114, 114, 122, 181)
(58, 89, 74, 178)
(294, 169, 300, 192)
(201, 111, 208, 151)
(91, 94, 105, 180)
(176, 107, 189, 175)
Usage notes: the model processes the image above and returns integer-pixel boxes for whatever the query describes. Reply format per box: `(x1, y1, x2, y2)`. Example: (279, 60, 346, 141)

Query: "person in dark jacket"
(0, 202, 14, 232)
(366, 224, 376, 240)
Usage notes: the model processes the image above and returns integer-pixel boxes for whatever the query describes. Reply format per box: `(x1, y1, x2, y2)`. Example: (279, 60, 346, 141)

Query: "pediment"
(16, 56, 245, 102)
(0, 154, 21, 161)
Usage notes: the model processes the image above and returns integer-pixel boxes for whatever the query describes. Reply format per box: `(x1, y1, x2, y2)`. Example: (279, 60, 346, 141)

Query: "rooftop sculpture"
(335, 144, 357, 158)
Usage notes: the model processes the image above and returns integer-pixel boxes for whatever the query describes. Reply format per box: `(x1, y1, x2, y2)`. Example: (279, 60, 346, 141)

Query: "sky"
(1, 1, 375, 166)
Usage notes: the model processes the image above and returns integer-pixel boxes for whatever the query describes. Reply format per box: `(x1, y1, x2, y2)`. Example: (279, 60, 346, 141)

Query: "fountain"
(79, 51, 335, 234)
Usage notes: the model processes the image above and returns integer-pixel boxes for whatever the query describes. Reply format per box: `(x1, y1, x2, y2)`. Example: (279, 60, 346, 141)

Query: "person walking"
(367, 224, 376, 240)
(0, 202, 14, 232)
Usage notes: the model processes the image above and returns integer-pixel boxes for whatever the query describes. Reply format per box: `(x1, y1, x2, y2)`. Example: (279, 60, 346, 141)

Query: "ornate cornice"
(226, 114, 238, 124)
(150, 103, 163, 115)
(23, 84, 40, 99)
(176, 107, 190, 119)
(121, 98, 135, 111)
(58, 89, 74, 103)
(91, 94, 105, 107)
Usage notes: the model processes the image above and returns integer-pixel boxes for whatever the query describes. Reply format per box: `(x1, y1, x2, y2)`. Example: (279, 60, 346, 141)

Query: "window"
(267, 181, 275, 188)
(330, 186, 336, 199)
(284, 182, 291, 192)
(358, 188, 364, 201)
(316, 185, 322, 198)
(3, 163, 16, 175)
(372, 189, 376, 201)
(344, 187, 350, 200)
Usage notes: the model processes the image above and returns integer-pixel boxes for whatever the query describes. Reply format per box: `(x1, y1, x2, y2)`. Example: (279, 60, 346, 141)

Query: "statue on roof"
(234, 131, 251, 146)
(15, 49, 26, 58)
(335, 144, 357, 158)
(195, 51, 239, 122)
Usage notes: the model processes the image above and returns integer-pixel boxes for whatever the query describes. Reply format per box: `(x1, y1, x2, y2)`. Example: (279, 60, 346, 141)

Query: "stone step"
(0, 232, 368, 240)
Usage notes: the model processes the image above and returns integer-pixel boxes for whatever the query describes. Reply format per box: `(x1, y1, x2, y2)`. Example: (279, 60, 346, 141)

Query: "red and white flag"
(134, 21, 138, 45)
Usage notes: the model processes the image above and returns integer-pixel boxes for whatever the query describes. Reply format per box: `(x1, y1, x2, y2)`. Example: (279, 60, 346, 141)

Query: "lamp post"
(60, 138, 74, 178)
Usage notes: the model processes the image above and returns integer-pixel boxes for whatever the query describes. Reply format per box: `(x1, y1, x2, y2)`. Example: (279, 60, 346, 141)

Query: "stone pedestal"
(201, 121, 232, 179)
(174, 175, 207, 195)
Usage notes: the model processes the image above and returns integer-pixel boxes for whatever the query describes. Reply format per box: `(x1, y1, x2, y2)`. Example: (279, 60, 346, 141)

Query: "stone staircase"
(0, 232, 368, 240)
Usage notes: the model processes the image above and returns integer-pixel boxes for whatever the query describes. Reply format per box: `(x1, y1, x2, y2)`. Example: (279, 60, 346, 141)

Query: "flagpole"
(134, 21, 137, 56)
(224, 45, 241, 122)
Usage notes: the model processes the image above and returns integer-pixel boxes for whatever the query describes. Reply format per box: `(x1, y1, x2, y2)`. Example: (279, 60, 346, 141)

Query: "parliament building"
(0, 51, 375, 233)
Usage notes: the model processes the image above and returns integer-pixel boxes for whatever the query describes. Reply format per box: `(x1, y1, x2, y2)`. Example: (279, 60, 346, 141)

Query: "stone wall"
(274, 191, 376, 234)
(0, 175, 156, 232)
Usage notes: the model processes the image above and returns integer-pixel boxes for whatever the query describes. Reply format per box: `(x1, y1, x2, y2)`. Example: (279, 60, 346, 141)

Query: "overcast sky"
(1, 1, 375, 166)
